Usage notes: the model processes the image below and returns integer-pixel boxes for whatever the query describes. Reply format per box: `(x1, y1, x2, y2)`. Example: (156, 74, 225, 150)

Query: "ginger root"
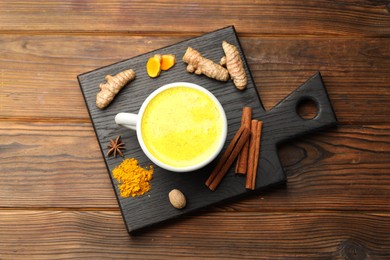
(183, 47, 229, 82)
(221, 41, 247, 90)
(161, 54, 176, 71)
(146, 54, 162, 78)
(96, 69, 135, 109)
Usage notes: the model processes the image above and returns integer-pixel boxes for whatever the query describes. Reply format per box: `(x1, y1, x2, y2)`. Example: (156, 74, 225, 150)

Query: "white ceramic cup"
(115, 82, 227, 172)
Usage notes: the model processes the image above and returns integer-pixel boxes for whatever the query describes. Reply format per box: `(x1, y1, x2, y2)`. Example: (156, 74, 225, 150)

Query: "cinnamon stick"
(246, 120, 258, 184)
(251, 120, 262, 189)
(235, 107, 252, 174)
(205, 125, 251, 191)
(245, 120, 263, 190)
(205, 125, 247, 187)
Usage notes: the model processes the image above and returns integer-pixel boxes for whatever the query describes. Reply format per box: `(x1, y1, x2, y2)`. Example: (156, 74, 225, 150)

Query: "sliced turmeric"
(146, 54, 176, 77)
(96, 69, 135, 109)
(161, 54, 176, 71)
(182, 47, 229, 82)
(146, 54, 162, 78)
(221, 41, 247, 90)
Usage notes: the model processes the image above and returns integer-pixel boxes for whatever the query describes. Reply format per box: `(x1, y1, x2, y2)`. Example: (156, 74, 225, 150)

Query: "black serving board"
(77, 26, 337, 234)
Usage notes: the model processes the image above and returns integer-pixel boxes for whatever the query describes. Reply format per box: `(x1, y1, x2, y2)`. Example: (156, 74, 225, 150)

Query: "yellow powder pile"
(112, 158, 154, 198)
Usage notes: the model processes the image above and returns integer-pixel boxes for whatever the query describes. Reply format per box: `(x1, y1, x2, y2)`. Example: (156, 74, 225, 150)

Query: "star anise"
(107, 136, 126, 157)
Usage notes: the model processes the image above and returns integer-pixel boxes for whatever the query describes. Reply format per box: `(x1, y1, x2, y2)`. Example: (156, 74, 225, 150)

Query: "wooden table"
(1, 1, 389, 258)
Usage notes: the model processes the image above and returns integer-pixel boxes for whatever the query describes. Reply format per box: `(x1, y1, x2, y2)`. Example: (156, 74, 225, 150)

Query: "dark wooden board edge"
(77, 26, 337, 234)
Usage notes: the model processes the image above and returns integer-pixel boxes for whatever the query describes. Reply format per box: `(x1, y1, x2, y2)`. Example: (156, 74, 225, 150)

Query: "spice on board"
(112, 158, 154, 198)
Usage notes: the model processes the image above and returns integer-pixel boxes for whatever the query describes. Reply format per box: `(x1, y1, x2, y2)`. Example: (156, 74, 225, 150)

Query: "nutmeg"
(168, 189, 187, 209)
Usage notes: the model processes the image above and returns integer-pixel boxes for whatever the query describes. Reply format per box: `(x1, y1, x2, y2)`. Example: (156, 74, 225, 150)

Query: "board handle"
(262, 72, 337, 144)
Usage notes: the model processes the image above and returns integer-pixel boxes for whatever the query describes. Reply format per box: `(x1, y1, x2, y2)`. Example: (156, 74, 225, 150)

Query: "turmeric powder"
(112, 158, 154, 198)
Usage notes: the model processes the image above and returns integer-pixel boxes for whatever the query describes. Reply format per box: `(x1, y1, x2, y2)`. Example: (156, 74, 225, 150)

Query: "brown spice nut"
(168, 189, 186, 209)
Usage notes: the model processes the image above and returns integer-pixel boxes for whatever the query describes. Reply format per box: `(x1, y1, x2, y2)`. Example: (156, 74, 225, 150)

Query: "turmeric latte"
(141, 86, 224, 169)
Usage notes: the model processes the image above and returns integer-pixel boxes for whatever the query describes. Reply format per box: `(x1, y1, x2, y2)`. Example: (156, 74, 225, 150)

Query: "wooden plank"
(0, 121, 117, 207)
(0, 35, 180, 120)
(0, 210, 388, 258)
(0, 35, 389, 123)
(1, 122, 388, 211)
(221, 125, 390, 212)
(0, 1, 389, 36)
(245, 37, 390, 124)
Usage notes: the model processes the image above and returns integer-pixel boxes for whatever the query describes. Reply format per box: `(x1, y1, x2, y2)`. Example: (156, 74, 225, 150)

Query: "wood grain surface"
(0, 0, 389, 258)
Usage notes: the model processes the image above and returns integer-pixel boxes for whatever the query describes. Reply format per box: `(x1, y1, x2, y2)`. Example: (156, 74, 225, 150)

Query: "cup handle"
(115, 112, 138, 131)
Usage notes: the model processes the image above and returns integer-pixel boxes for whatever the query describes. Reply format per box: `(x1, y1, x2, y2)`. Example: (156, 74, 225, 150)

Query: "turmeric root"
(161, 54, 176, 71)
(146, 54, 162, 78)
(183, 47, 229, 82)
(96, 69, 135, 109)
(221, 41, 247, 90)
